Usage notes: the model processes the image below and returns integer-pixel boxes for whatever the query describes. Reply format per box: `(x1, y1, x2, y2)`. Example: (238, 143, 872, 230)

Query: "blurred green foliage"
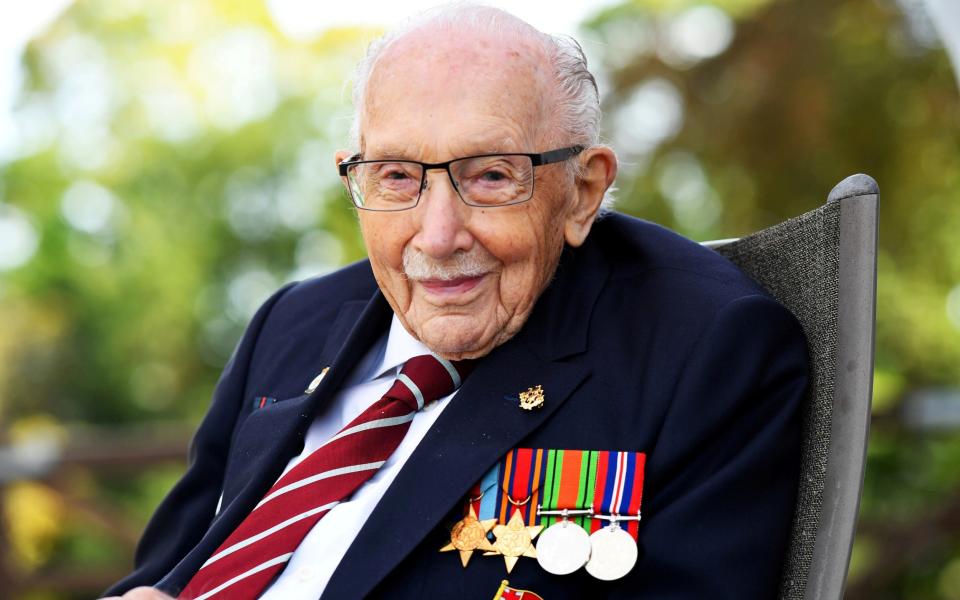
(0, 0, 958, 598)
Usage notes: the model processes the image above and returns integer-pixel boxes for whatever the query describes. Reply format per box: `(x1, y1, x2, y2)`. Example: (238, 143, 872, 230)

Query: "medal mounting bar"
(536, 506, 594, 518)
(592, 512, 642, 523)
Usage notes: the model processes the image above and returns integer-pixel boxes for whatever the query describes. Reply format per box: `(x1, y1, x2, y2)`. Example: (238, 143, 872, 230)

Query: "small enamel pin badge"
(304, 367, 330, 394)
(252, 396, 277, 410)
(492, 579, 544, 600)
(518, 385, 545, 410)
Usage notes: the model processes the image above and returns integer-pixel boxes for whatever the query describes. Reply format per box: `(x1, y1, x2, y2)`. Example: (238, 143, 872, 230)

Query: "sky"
(0, 0, 74, 155)
(925, 0, 960, 85)
(264, 0, 617, 40)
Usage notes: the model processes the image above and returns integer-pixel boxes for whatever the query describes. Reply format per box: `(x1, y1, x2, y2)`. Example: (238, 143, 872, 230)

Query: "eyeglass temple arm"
(533, 145, 585, 166)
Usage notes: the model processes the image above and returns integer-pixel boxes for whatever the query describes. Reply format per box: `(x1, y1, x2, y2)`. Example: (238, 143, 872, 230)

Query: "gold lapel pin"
(305, 367, 330, 394)
(518, 385, 545, 410)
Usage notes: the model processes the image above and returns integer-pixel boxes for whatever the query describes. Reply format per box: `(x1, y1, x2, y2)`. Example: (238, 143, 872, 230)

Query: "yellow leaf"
(3, 482, 65, 572)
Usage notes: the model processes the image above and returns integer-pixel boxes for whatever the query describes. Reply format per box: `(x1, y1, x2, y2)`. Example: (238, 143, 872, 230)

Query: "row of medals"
(442, 503, 639, 582)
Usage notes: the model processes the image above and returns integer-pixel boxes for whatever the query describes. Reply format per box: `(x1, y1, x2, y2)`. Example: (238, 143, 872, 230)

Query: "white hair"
(347, 2, 616, 210)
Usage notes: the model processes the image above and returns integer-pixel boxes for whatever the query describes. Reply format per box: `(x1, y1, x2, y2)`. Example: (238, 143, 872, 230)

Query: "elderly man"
(105, 5, 807, 600)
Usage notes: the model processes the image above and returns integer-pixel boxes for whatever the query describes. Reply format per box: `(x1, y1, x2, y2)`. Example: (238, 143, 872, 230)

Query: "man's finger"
(97, 586, 174, 600)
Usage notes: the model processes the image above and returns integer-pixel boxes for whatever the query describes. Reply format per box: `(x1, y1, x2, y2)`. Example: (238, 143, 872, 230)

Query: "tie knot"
(392, 354, 473, 411)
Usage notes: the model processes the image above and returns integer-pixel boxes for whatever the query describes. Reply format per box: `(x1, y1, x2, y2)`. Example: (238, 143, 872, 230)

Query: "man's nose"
(411, 171, 473, 258)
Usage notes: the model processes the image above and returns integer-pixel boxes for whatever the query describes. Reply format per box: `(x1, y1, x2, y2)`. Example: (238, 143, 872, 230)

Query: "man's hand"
(100, 586, 174, 600)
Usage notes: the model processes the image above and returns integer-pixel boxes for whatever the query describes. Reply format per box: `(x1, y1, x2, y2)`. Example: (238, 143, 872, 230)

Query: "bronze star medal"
(440, 506, 497, 567)
(485, 509, 544, 573)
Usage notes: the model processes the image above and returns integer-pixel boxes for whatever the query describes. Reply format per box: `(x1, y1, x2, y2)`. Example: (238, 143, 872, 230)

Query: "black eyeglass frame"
(337, 145, 585, 211)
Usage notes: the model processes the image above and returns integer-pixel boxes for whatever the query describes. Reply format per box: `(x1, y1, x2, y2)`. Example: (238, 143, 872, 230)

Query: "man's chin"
(412, 315, 498, 360)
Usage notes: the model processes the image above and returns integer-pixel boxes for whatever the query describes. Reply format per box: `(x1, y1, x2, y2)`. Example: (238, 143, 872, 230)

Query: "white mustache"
(402, 246, 494, 280)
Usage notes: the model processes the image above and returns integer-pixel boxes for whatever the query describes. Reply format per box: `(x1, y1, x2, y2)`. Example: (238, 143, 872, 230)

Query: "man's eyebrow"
(367, 149, 412, 160)
(365, 139, 524, 162)
(453, 138, 522, 156)
(362, 136, 534, 162)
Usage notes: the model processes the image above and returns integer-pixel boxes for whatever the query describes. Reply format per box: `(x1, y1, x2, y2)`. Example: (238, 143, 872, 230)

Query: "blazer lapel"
(219, 295, 391, 508)
(307, 294, 393, 409)
(160, 292, 393, 593)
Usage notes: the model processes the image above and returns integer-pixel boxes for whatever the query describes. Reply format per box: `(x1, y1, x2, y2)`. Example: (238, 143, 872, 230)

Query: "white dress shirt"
(259, 315, 455, 599)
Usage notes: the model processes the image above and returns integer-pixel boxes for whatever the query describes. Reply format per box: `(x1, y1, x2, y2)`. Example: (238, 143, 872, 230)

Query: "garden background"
(1, 0, 958, 598)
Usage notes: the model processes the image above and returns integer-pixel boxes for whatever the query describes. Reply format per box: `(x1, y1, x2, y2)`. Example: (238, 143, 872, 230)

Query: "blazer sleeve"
(103, 282, 296, 596)
(633, 294, 808, 599)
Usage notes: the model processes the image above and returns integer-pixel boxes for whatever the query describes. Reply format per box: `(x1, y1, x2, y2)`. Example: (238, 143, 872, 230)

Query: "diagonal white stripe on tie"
(202, 501, 340, 568)
(397, 373, 426, 409)
(319, 413, 416, 449)
(255, 461, 385, 509)
(193, 553, 294, 600)
(436, 356, 461, 388)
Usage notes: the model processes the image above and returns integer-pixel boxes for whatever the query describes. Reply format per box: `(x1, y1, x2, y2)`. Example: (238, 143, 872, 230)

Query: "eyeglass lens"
(346, 155, 534, 210)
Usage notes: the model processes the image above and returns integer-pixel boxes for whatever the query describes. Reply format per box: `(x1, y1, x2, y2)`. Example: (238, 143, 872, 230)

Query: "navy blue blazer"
(107, 212, 808, 599)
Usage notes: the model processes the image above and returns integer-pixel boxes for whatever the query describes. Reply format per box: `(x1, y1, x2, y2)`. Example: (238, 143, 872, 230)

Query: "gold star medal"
(486, 509, 544, 573)
(440, 505, 497, 567)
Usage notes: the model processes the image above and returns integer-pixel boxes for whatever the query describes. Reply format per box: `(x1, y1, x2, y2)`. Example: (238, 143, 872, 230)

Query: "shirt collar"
(373, 314, 434, 380)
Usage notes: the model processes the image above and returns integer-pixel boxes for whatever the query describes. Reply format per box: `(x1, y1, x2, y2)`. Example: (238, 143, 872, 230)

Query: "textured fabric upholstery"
(714, 200, 841, 600)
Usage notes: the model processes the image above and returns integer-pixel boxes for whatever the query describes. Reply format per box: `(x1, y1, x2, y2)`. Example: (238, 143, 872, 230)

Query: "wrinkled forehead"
(360, 28, 554, 155)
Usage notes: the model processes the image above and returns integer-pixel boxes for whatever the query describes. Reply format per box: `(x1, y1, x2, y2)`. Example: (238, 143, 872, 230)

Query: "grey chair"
(702, 174, 878, 600)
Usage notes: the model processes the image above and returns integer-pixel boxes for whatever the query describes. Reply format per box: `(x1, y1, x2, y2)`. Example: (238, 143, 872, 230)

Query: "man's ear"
(564, 146, 618, 247)
(335, 150, 353, 192)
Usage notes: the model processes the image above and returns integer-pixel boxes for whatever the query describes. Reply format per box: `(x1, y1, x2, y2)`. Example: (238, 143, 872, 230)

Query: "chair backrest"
(705, 174, 878, 600)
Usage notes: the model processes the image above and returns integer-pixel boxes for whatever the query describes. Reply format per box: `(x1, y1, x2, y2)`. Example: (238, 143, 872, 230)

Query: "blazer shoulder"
(594, 212, 769, 310)
(237, 259, 379, 397)
(259, 259, 377, 332)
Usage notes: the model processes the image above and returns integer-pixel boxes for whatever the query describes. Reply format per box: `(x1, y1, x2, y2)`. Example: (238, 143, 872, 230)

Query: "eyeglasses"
(337, 146, 584, 211)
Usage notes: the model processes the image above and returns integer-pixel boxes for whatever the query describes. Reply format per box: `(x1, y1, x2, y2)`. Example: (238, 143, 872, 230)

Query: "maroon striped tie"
(179, 354, 471, 600)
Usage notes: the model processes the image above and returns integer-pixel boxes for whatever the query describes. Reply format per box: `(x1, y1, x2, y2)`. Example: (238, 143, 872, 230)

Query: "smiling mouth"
(416, 274, 486, 297)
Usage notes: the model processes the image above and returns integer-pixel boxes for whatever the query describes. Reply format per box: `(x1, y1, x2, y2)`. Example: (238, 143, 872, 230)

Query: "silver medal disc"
(535, 521, 592, 575)
(585, 524, 638, 581)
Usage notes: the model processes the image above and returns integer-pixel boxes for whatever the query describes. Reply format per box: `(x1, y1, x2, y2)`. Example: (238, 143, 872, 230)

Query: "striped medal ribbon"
(535, 450, 599, 575)
(482, 448, 547, 573)
(471, 464, 501, 522)
(585, 451, 646, 581)
(496, 448, 547, 525)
